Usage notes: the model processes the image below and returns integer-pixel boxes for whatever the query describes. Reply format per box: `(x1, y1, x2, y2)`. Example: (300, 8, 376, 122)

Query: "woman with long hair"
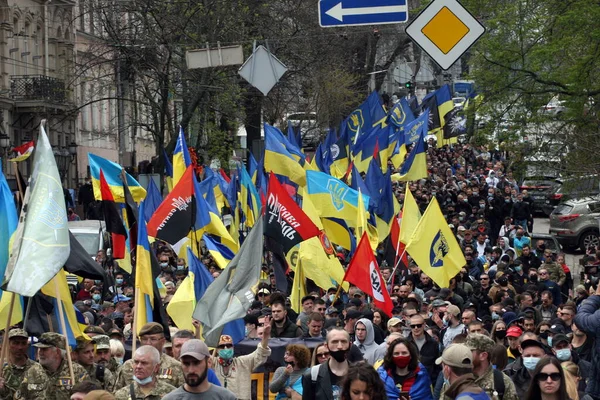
(561, 361, 581, 400)
(525, 356, 571, 400)
(490, 320, 507, 345)
(376, 337, 433, 400)
(372, 308, 390, 335)
(310, 342, 330, 367)
(341, 362, 388, 400)
(269, 344, 311, 399)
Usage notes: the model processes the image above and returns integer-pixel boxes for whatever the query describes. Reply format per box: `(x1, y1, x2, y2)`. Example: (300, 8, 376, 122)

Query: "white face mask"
(133, 375, 153, 385)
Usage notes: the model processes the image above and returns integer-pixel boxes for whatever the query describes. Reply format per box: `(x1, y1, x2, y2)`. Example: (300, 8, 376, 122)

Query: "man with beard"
(74, 337, 114, 391)
(94, 335, 120, 374)
(302, 328, 351, 400)
(0, 329, 36, 399)
(163, 340, 235, 399)
(15, 333, 89, 400)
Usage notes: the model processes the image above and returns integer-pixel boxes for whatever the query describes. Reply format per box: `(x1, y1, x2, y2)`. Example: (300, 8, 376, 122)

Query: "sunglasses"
(537, 372, 561, 382)
(218, 344, 233, 349)
(410, 324, 423, 329)
(317, 352, 330, 358)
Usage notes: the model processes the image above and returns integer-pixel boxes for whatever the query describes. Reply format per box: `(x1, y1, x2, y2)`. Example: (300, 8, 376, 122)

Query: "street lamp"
(53, 146, 69, 179)
(0, 133, 10, 156)
(68, 141, 78, 163)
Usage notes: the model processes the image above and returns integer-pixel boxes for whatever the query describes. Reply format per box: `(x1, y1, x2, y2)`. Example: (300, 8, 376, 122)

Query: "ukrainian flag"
(203, 234, 235, 270)
(0, 162, 18, 277)
(306, 170, 370, 228)
(393, 110, 428, 182)
(264, 123, 307, 186)
(89, 154, 146, 203)
(135, 200, 155, 332)
(239, 165, 261, 227)
(264, 123, 304, 162)
(193, 176, 238, 252)
(345, 91, 387, 143)
(329, 125, 350, 179)
(405, 197, 466, 288)
(388, 98, 415, 130)
(41, 269, 90, 346)
(248, 152, 259, 184)
(173, 126, 192, 186)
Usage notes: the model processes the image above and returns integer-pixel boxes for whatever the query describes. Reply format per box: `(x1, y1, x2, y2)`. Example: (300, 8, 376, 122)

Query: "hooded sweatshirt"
(354, 318, 379, 365)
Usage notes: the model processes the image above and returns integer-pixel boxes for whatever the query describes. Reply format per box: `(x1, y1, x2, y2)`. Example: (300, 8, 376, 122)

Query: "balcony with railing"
(10, 75, 67, 104)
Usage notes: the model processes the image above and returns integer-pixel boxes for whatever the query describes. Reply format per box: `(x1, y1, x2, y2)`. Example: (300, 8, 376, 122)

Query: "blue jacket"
(574, 295, 600, 398)
(377, 363, 433, 400)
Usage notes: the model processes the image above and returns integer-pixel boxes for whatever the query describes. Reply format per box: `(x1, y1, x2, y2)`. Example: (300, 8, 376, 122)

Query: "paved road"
(533, 217, 583, 285)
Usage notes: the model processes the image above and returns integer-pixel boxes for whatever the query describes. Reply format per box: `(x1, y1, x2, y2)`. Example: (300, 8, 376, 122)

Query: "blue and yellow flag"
(388, 98, 415, 130)
(173, 126, 192, 186)
(41, 269, 90, 346)
(400, 186, 422, 245)
(393, 110, 428, 182)
(405, 197, 465, 288)
(0, 162, 17, 277)
(203, 234, 235, 270)
(163, 148, 174, 192)
(239, 166, 261, 228)
(135, 200, 155, 332)
(264, 123, 308, 187)
(89, 153, 146, 203)
(306, 170, 370, 228)
(345, 91, 387, 143)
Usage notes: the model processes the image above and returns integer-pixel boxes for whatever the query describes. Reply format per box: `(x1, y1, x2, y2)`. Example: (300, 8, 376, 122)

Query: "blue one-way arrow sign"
(319, 0, 408, 27)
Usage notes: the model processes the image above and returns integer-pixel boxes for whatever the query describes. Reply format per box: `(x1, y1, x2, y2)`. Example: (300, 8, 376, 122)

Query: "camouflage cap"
(75, 337, 96, 351)
(84, 326, 106, 335)
(33, 332, 67, 350)
(139, 322, 164, 337)
(93, 335, 111, 350)
(8, 328, 28, 339)
(465, 333, 495, 354)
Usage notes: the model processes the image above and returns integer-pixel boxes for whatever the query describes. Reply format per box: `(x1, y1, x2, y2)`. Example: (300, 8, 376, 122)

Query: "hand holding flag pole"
(54, 278, 76, 383)
(0, 293, 16, 378)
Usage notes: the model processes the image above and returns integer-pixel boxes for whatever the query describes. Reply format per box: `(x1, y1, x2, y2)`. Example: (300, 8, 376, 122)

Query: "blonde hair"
(561, 361, 580, 400)
(109, 338, 125, 358)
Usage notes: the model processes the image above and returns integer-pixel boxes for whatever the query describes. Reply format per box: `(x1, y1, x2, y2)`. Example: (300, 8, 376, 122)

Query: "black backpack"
(492, 368, 505, 400)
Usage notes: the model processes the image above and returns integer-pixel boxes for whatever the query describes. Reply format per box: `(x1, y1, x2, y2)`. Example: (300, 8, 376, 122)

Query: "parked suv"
(520, 176, 561, 215)
(549, 197, 600, 251)
(543, 175, 600, 216)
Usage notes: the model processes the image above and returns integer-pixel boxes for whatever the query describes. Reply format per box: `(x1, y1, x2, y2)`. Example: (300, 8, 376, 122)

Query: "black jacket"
(271, 318, 303, 338)
(407, 332, 440, 381)
(302, 361, 340, 400)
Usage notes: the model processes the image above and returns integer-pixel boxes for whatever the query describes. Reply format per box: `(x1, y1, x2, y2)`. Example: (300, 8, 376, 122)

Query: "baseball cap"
(75, 337, 96, 351)
(180, 339, 211, 360)
(551, 334, 570, 347)
(520, 339, 547, 353)
(326, 307, 339, 316)
(345, 310, 363, 321)
(431, 299, 449, 308)
(112, 294, 131, 303)
(93, 335, 111, 350)
(34, 332, 67, 350)
(108, 327, 124, 338)
(549, 324, 566, 335)
(387, 317, 403, 329)
(218, 335, 233, 347)
(506, 326, 523, 338)
(8, 328, 28, 339)
(435, 344, 473, 368)
(257, 288, 270, 295)
(139, 322, 164, 337)
(465, 333, 495, 354)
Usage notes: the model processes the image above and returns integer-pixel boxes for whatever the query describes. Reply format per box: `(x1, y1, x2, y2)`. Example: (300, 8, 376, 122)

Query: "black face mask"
(495, 330, 507, 340)
(529, 275, 538, 283)
(329, 348, 348, 363)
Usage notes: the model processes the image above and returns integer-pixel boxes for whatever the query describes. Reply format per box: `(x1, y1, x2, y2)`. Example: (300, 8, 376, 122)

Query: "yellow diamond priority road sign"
(405, 0, 485, 70)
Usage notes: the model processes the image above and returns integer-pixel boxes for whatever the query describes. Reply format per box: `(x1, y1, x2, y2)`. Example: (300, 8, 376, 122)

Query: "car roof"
(563, 195, 600, 206)
(68, 220, 106, 230)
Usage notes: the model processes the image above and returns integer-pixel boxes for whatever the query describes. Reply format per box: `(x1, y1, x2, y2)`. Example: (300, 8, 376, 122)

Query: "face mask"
(556, 349, 571, 361)
(329, 349, 348, 363)
(393, 355, 411, 368)
(159, 262, 169, 268)
(177, 265, 185, 271)
(115, 279, 123, 285)
(244, 327, 249, 336)
(523, 356, 541, 371)
(491, 312, 500, 320)
(547, 337, 553, 347)
(218, 348, 234, 359)
(133, 375, 153, 385)
(92, 294, 101, 301)
(329, 294, 335, 302)
(116, 357, 124, 365)
(495, 330, 507, 339)
(515, 266, 522, 272)
(94, 280, 102, 285)
(529, 275, 538, 283)
(505, 199, 510, 203)
(480, 204, 485, 209)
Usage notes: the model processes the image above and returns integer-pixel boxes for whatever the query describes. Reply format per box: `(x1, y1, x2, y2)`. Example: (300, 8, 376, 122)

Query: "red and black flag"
(120, 171, 139, 262)
(147, 166, 195, 245)
(264, 173, 320, 255)
(99, 170, 127, 259)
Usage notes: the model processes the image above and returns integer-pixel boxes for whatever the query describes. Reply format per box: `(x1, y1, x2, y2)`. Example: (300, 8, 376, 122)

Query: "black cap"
(552, 334, 570, 347)
(520, 339, 548, 353)
(549, 324, 566, 334)
(345, 310, 363, 321)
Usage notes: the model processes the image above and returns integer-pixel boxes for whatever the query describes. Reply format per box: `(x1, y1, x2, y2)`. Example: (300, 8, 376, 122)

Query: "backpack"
(492, 368, 505, 400)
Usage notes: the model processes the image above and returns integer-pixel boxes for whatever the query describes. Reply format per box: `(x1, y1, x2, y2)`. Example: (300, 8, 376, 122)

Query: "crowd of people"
(4, 141, 600, 400)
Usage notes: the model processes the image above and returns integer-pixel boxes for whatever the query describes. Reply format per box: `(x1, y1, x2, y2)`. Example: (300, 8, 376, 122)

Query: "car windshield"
(553, 204, 574, 215)
(72, 232, 100, 257)
(521, 179, 554, 187)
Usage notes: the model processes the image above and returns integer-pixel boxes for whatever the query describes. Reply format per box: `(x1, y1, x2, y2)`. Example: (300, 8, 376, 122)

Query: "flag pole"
(53, 277, 75, 383)
(389, 248, 408, 284)
(131, 289, 139, 355)
(22, 296, 33, 331)
(0, 292, 16, 378)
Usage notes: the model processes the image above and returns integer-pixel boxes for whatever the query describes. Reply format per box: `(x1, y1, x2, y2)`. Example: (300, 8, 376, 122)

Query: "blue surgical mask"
(133, 375, 153, 385)
(92, 294, 101, 301)
(115, 279, 123, 285)
(491, 312, 500, 320)
(547, 336, 553, 347)
(219, 348, 234, 359)
(515, 266, 522, 272)
(523, 356, 541, 371)
(159, 262, 169, 268)
(116, 357, 124, 365)
(244, 327, 249, 336)
(94, 280, 102, 285)
(177, 265, 184, 271)
(556, 349, 571, 361)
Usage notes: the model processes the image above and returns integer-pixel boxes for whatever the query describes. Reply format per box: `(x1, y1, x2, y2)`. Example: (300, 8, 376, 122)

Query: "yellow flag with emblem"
(400, 186, 421, 244)
(405, 197, 465, 288)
